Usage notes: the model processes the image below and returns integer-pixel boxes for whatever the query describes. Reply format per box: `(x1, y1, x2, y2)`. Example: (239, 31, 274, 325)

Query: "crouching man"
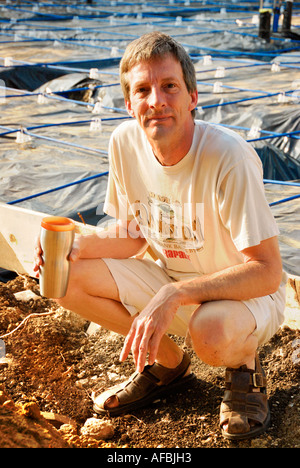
(34, 32, 286, 440)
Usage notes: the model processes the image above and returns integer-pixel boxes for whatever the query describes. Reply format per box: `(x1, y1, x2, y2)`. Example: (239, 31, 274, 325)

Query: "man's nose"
(148, 86, 166, 109)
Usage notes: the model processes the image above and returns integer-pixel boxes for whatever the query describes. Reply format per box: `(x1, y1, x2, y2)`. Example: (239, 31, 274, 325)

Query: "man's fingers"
(133, 317, 157, 372)
(120, 315, 162, 373)
(131, 321, 147, 367)
(147, 334, 161, 367)
(120, 326, 135, 362)
(67, 238, 80, 262)
(33, 236, 43, 273)
(119, 340, 131, 363)
(135, 333, 150, 373)
(68, 248, 79, 262)
(120, 320, 150, 372)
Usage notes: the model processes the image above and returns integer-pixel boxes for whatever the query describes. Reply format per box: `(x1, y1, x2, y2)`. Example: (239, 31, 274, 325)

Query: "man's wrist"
(168, 277, 206, 307)
(165, 281, 193, 308)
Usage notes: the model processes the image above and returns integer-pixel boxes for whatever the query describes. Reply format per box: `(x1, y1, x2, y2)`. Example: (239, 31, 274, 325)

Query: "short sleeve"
(217, 155, 279, 251)
(103, 133, 135, 221)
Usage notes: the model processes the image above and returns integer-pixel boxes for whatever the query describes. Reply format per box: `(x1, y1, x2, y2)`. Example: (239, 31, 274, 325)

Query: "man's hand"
(120, 283, 181, 372)
(33, 235, 81, 277)
(33, 236, 43, 277)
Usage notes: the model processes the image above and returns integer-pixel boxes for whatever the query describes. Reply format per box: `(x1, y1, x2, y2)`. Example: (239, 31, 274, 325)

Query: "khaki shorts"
(102, 257, 287, 345)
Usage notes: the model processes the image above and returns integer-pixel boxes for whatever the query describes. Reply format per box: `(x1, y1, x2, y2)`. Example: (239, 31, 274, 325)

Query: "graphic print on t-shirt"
(133, 192, 204, 258)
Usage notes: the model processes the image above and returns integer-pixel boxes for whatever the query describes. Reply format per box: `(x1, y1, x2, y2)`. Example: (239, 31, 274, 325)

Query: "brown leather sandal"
(220, 354, 270, 440)
(92, 352, 195, 416)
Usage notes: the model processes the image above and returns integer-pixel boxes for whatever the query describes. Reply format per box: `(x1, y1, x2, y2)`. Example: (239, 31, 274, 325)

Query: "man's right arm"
(34, 218, 147, 276)
(76, 219, 148, 260)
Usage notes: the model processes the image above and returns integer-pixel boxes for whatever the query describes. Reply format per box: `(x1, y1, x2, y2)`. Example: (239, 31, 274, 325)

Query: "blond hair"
(120, 32, 197, 116)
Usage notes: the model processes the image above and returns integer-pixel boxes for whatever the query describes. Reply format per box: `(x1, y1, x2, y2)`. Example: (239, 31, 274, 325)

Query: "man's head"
(120, 31, 197, 117)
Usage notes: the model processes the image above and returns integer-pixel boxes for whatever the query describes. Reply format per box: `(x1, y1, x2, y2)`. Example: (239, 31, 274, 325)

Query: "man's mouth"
(147, 114, 172, 123)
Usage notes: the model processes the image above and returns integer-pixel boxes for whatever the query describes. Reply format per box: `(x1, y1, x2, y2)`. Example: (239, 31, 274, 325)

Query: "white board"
(0, 202, 96, 277)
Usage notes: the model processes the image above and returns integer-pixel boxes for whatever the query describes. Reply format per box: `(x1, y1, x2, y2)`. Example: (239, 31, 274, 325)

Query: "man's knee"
(188, 300, 256, 367)
(188, 302, 229, 366)
(56, 258, 118, 309)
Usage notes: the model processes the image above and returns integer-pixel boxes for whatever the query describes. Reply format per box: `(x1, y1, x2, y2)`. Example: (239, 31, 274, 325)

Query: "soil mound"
(0, 275, 299, 448)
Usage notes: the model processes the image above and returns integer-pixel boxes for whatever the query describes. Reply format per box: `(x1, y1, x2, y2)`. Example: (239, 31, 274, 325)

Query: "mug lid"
(41, 216, 75, 232)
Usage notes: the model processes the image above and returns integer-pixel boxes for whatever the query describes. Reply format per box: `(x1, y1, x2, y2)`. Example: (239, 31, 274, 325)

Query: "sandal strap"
(225, 353, 267, 391)
(225, 367, 267, 391)
(220, 355, 269, 436)
(104, 352, 191, 409)
(144, 351, 191, 386)
(220, 388, 269, 426)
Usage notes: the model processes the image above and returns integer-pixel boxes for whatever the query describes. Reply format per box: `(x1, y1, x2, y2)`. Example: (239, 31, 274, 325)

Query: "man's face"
(125, 54, 198, 144)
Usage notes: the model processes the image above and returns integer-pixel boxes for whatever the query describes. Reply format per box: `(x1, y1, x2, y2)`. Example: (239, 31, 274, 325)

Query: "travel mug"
(39, 216, 75, 298)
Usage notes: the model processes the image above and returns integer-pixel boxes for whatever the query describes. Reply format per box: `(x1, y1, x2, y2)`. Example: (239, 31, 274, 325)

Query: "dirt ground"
(0, 274, 299, 449)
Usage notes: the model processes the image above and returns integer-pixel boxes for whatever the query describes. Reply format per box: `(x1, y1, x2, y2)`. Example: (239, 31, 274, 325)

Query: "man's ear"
(125, 99, 135, 118)
(188, 89, 198, 113)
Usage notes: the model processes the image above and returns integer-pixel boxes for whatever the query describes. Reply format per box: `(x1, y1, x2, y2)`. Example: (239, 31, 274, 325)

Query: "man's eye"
(166, 83, 177, 90)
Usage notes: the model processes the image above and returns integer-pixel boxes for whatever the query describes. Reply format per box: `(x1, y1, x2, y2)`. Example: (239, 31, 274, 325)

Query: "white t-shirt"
(104, 119, 279, 280)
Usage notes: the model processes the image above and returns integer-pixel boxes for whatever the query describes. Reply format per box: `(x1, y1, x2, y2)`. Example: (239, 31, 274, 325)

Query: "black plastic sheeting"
(257, 144, 300, 180)
(1, 58, 299, 277)
(0, 66, 69, 92)
(0, 268, 18, 284)
(0, 58, 121, 92)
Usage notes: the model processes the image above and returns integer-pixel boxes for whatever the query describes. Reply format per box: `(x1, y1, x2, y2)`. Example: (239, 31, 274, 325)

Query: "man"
(34, 32, 286, 440)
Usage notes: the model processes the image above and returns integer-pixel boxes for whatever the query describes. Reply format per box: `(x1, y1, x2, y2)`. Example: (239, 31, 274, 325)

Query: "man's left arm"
(120, 236, 283, 372)
(174, 236, 282, 305)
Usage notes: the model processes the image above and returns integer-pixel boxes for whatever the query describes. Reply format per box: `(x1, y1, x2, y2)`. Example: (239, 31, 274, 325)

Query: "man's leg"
(57, 258, 184, 369)
(57, 257, 192, 413)
(188, 300, 258, 369)
(188, 300, 269, 439)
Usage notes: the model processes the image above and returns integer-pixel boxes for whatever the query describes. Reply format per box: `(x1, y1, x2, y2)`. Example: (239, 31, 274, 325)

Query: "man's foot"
(92, 351, 195, 416)
(220, 354, 270, 440)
